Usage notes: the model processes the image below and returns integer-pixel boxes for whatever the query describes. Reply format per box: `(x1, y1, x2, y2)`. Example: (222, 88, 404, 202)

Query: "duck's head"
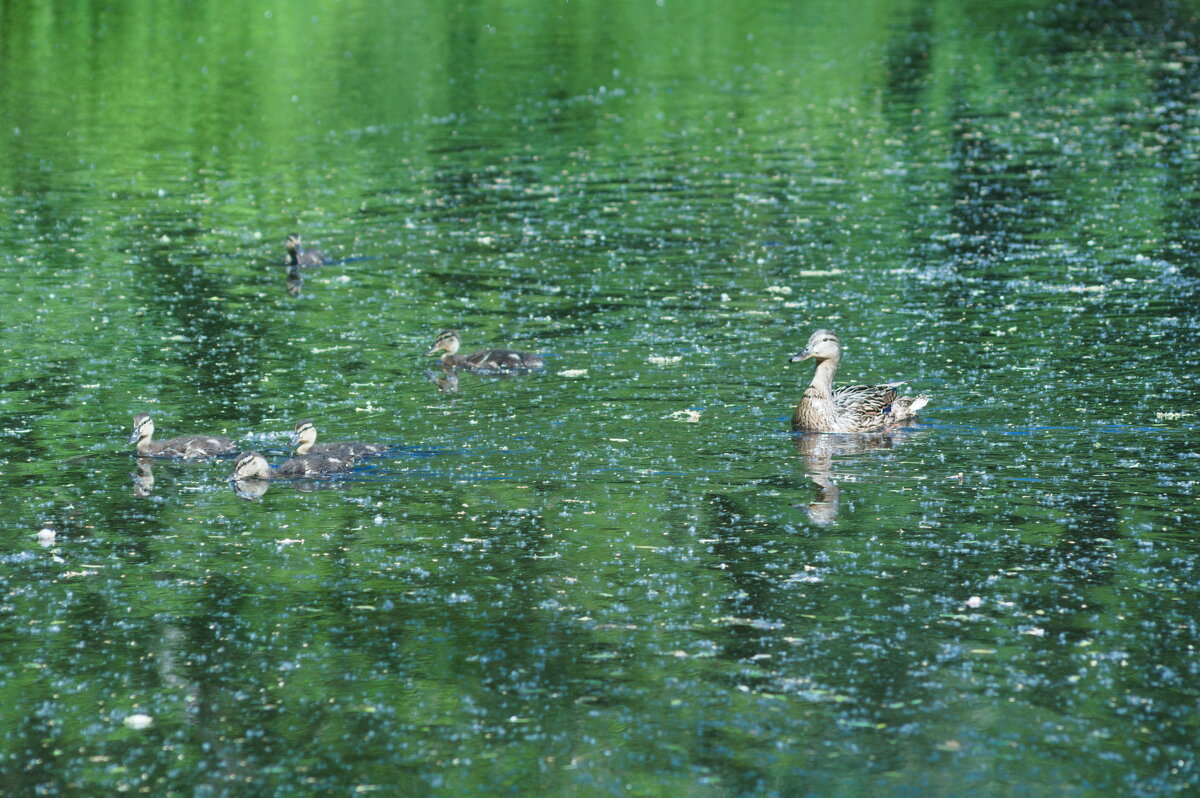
(285, 234, 302, 254)
(229, 452, 271, 481)
(426, 330, 462, 357)
(130, 413, 154, 445)
(291, 420, 317, 450)
(790, 329, 841, 363)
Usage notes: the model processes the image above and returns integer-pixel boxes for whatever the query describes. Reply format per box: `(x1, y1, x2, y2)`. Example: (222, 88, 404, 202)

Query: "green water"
(1, 0, 1198, 795)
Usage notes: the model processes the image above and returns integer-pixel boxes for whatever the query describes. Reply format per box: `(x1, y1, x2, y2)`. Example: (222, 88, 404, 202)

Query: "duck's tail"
(891, 393, 929, 422)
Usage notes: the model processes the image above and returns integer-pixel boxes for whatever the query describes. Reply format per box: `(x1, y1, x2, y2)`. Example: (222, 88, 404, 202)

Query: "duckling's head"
(229, 452, 271, 481)
(790, 329, 841, 363)
(130, 413, 154, 445)
(291, 420, 317, 452)
(426, 329, 462, 357)
(285, 234, 302, 254)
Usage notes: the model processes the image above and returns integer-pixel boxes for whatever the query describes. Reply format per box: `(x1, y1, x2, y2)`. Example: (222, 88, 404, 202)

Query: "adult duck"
(789, 330, 928, 433)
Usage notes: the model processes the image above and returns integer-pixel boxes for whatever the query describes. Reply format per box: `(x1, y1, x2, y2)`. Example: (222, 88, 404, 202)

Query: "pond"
(1, 0, 1197, 795)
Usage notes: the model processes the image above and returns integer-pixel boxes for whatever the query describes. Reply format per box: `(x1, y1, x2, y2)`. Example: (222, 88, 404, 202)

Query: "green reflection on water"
(1, 0, 1199, 795)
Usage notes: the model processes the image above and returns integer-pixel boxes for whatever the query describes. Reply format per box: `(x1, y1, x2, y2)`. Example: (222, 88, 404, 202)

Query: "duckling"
(425, 329, 543, 370)
(129, 413, 236, 459)
(228, 450, 355, 481)
(290, 420, 388, 459)
(285, 233, 326, 268)
(789, 330, 928, 433)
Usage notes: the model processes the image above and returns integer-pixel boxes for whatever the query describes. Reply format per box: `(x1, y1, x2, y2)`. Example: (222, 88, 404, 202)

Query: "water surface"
(1, 1, 1198, 795)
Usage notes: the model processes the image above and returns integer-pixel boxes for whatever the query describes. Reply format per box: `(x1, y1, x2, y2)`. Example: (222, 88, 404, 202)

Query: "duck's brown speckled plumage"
(789, 330, 928, 433)
(129, 413, 235, 459)
(425, 329, 543, 371)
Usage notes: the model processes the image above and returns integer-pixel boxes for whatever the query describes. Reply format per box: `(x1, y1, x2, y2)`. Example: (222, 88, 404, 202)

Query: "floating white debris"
(558, 369, 588, 378)
(668, 409, 701, 423)
(124, 714, 153, 730)
(37, 528, 56, 545)
(797, 270, 844, 277)
(647, 355, 682, 366)
(765, 285, 793, 295)
(965, 596, 983, 608)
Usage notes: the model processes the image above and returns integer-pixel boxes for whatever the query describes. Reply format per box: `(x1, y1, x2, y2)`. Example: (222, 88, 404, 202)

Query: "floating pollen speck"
(123, 714, 153, 730)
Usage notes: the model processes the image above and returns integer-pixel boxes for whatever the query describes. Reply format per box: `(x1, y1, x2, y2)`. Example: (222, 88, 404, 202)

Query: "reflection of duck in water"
(290, 420, 388, 459)
(425, 329, 543, 371)
(132, 457, 155, 497)
(285, 234, 326, 269)
(427, 365, 460, 393)
(793, 433, 901, 524)
(285, 269, 303, 297)
(789, 330, 927, 433)
(129, 413, 236, 459)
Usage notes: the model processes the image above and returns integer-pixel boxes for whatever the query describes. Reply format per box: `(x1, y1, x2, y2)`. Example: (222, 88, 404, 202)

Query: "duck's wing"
(313, 441, 388, 459)
(277, 452, 353, 476)
(832, 383, 901, 422)
(298, 249, 326, 267)
(463, 348, 542, 370)
(162, 435, 235, 459)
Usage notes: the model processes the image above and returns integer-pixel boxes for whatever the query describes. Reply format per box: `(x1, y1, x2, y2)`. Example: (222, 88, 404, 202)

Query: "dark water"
(1, 1, 1198, 795)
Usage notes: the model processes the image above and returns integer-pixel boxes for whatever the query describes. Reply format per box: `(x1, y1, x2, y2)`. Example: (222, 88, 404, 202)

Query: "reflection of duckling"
(290, 420, 387, 459)
(130, 413, 236, 459)
(425, 329, 543, 370)
(231, 477, 271, 501)
(285, 233, 326, 268)
(228, 450, 355, 480)
(132, 457, 156, 497)
(427, 365, 460, 393)
(285, 269, 303, 297)
(789, 330, 927, 432)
